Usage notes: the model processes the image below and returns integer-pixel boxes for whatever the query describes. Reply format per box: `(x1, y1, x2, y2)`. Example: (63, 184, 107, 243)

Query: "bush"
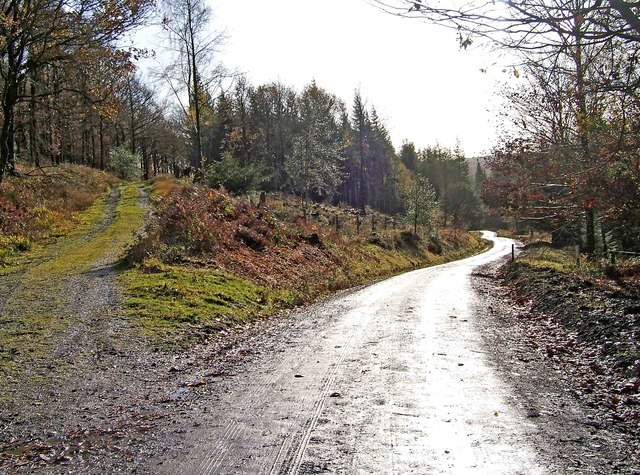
(0, 235, 31, 252)
(129, 184, 283, 262)
(206, 151, 269, 195)
(109, 146, 141, 180)
(0, 196, 31, 236)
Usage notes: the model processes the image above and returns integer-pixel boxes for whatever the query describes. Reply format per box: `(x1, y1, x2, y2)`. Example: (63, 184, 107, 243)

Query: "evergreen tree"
(285, 81, 344, 216)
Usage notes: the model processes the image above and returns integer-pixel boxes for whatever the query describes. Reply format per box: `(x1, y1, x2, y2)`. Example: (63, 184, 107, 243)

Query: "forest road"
(161, 231, 548, 475)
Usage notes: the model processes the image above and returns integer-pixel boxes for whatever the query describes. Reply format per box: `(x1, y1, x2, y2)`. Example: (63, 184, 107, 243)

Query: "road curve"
(161, 231, 546, 474)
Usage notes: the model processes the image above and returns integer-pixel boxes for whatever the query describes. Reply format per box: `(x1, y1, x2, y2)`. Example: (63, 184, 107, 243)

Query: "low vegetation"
(0, 165, 120, 270)
(121, 176, 487, 346)
(0, 181, 145, 373)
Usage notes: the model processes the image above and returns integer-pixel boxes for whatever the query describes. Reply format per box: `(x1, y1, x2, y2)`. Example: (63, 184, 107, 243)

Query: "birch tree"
(158, 0, 226, 181)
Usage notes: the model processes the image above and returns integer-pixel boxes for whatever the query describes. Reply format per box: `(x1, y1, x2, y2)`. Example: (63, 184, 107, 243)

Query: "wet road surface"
(162, 232, 547, 474)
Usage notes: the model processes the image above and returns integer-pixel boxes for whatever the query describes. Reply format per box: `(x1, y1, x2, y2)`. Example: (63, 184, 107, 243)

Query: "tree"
(206, 150, 268, 194)
(158, 0, 226, 181)
(284, 81, 344, 217)
(0, 0, 151, 184)
(124, 73, 164, 179)
(418, 145, 480, 228)
(474, 160, 486, 194)
(399, 141, 418, 171)
(247, 81, 298, 190)
(352, 91, 369, 213)
(373, 1, 640, 47)
(404, 173, 438, 235)
(367, 107, 399, 212)
(109, 145, 140, 180)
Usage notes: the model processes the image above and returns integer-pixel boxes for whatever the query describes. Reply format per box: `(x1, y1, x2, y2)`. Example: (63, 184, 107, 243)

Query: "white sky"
(137, 0, 515, 157)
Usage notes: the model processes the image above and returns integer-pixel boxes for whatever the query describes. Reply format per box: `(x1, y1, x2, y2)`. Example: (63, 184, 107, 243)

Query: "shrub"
(0, 235, 31, 252)
(128, 183, 285, 262)
(0, 197, 31, 236)
(206, 151, 269, 194)
(109, 146, 141, 180)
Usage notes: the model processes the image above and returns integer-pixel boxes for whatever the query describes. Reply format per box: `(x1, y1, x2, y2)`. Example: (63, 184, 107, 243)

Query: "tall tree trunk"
(127, 75, 136, 154)
(29, 76, 40, 167)
(574, 16, 596, 255)
(188, 0, 204, 182)
(142, 141, 150, 180)
(0, 83, 19, 184)
(585, 208, 596, 255)
(99, 117, 105, 170)
(358, 128, 366, 214)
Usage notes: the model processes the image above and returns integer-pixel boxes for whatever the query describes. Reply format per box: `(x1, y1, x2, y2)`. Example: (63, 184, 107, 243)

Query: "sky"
(139, 0, 515, 157)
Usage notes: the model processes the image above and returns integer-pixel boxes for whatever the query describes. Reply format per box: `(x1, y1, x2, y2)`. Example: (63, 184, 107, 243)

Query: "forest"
(0, 0, 483, 237)
(376, 0, 640, 255)
(2, 0, 640, 254)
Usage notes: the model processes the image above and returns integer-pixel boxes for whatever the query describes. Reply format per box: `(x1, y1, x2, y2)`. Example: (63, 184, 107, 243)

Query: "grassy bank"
(505, 244, 640, 377)
(121, 177, 488, 346)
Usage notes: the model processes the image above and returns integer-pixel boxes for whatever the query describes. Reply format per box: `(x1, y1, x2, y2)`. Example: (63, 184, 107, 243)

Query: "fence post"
(511, 244, 515, 261)
(356, 214, 360, 235)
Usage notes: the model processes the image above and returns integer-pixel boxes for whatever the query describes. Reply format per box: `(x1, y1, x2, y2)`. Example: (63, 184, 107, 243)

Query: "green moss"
(120, 263, 296, 345)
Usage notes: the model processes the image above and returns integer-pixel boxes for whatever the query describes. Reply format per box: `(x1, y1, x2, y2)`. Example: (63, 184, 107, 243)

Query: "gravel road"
(157, 232, 549, 474)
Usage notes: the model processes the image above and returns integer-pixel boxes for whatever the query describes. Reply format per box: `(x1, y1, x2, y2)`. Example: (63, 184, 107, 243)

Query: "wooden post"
(356, 214, 361, 235)
(511, 244, 515, 261)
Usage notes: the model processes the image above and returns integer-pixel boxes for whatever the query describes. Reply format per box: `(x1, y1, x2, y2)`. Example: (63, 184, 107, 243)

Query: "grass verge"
(506, 245, 640, 375)
(120, 261, 297, 347)
(121, 224, 488, 348)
